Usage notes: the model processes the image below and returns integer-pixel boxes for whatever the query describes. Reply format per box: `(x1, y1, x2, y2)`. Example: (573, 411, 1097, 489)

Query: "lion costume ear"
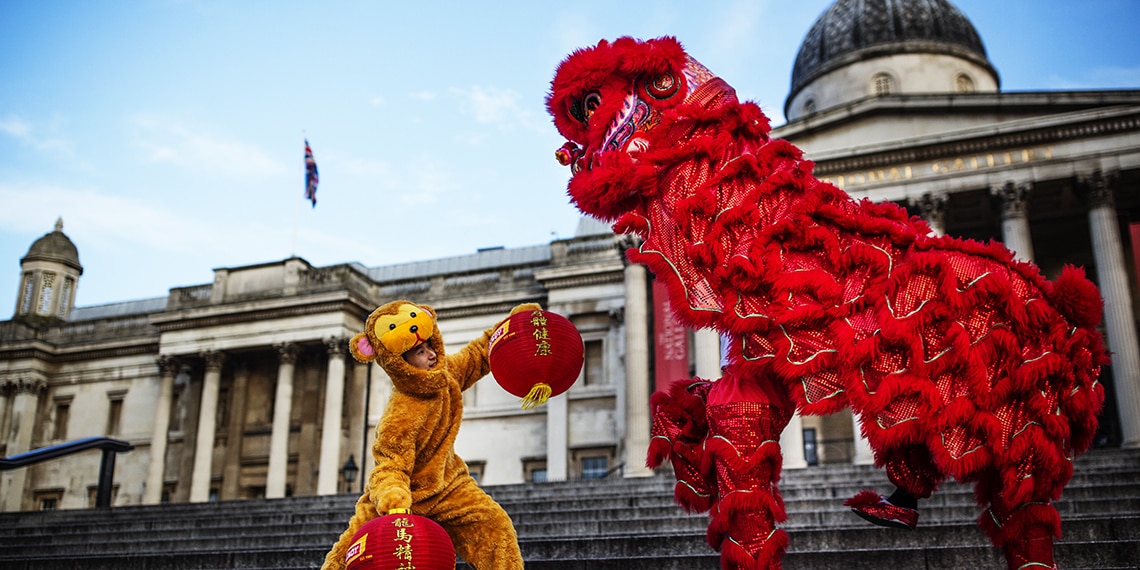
(350, 331, 377, 363)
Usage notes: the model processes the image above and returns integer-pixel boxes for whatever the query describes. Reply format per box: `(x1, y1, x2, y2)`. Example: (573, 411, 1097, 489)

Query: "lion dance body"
(547, 36, 1108, 570)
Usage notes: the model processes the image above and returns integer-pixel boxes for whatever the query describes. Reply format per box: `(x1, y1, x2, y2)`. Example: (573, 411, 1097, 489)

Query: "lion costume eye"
(569, 91, 602, 126)
(644, 72, 679, 100)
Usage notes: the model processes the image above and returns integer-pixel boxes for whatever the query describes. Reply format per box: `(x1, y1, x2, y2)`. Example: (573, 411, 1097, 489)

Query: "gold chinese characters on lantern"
(488, 309, 584, 409)
(346, 511, 455, 570)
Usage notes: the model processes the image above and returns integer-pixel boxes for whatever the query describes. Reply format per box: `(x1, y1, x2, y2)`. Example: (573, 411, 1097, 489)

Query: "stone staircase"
(0, 448, 1137, 569)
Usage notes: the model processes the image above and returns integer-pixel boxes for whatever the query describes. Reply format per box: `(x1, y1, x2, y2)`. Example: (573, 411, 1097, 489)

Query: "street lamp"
(342, 455, 359, 494)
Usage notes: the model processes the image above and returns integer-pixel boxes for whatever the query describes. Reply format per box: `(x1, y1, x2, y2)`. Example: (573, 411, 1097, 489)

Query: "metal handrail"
(0, 436, 133, 509)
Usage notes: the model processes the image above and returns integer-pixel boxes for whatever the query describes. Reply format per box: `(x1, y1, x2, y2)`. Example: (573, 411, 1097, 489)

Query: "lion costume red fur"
(546, 36, 1108, 570)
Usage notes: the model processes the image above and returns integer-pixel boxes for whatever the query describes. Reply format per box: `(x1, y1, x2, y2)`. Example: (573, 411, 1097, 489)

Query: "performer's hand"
(375, 486, 412, 513)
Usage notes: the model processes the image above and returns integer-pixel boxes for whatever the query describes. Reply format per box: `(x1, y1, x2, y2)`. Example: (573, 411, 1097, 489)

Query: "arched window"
(38, 272, 55, 315)
(19, 273, 34, 315)
(872, 73, 894, 96)
(956, 73, 976, 93)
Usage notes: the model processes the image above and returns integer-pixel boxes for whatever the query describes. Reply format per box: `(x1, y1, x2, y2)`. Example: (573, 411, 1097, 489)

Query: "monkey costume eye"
(389, 324, 397, 330)
(410, 312, 416, 318)
(644, 73, 679, 100)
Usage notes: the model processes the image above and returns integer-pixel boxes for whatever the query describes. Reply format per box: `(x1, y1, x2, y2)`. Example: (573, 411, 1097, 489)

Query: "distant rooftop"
(70, 297, 168, 320)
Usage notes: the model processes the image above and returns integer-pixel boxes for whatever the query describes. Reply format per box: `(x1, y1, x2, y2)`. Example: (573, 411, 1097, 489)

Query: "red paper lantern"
(488, 309, 584, 409)
(345, 511, 455, 570)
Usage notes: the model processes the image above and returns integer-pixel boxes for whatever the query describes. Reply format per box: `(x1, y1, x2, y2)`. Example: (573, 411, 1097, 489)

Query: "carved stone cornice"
(991, 181, 1033, 220)
(810, 111, 1140, 176)
(150, 299, 371, 333)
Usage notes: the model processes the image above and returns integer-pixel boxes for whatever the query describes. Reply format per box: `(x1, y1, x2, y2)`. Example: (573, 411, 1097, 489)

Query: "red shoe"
(845, 490, 918, 530)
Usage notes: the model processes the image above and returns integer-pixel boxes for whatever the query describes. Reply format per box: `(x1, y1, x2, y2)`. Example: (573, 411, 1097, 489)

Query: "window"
(19, 273, 34, 314)
(581, 456, 608, 479)
(58, 277, 73, 318)
(803, 428, 819, 466)
(583, 339, 603, 386)
(87, 485, 120, 508)
(38, 272, 55, 315)
(467, 461, 486, 483)
(872, 73, 894, 96)
(955, 73, 975, 93)
(106, 393, 125, 436)
(36, 490, 63, 511)
(53, 399, 72, 440)
(523, 459, 547, 483)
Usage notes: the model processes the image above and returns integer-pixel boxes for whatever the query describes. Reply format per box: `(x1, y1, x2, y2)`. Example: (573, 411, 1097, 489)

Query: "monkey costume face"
(350, 301, 449, 396)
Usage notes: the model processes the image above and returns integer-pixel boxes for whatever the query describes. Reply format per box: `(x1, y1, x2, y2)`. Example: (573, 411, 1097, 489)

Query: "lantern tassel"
(520, 383, 553, 409)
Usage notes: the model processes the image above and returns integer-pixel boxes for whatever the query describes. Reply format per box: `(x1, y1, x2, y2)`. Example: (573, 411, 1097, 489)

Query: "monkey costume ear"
(350, 331, 378, 363)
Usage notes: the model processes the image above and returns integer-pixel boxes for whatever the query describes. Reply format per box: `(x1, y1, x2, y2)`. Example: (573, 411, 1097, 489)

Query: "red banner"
(653, 279, 690, 394)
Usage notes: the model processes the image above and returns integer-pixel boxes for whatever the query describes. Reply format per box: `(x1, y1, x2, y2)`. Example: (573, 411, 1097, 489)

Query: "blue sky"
(2, 0, 1139, 310)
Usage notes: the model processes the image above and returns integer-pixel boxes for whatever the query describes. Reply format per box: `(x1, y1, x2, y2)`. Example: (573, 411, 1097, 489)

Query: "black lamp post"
(342, 455, 359, 494)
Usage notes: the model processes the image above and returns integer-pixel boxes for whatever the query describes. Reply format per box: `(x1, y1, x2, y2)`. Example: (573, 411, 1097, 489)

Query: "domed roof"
(789, 0, 997, 101)
(22, 218, 83, 273)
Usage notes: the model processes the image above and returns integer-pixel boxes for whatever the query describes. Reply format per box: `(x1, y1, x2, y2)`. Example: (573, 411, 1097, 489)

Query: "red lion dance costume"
(546, 36, 1108, 570)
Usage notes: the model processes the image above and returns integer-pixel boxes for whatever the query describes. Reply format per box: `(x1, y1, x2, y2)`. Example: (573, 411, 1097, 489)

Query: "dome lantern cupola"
(785, 0, 1000, 121)
(15, 217, 83, 321)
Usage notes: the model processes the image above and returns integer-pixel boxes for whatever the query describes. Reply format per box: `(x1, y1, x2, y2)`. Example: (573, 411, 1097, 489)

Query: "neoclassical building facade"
(2, 0, 1138, 512)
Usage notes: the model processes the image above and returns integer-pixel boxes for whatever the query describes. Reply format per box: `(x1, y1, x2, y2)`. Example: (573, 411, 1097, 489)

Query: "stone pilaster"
(266, 343, 297, 498)
(991, 181, 1035, 261)
(0, 375, 46, 511)
(1080, 171, 1140, 448)
(189, 351, 224, 502)
(317, 337, 347, 495)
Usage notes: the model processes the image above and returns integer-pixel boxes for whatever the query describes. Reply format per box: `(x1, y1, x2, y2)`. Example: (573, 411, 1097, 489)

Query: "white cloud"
(0, 114, 74, 154)
(451, 85, 549, 134)
(130, 115, 287, 180)
(409, 90, 438, 101)
(0, 181, 290, 262)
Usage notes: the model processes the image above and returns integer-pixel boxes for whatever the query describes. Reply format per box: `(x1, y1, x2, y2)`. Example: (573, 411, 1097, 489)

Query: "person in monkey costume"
(320, 299, 535, 570)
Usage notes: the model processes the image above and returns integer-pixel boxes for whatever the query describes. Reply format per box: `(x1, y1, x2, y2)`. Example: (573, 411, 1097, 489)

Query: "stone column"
(317, 337, 348, 495)
(189, 351, 224, 503)
(910, 192, 948, 237)
(693, 328, 721, 379)
(143, 357, 178, 504)
(623, 257, 654, 477)
(991, 181, 1035, 262)
(851, 412, 875, 465)
(0, 376, 46, 511)
(780, 412, 808, 469)
(1081, 172, 1140, 448)
(546, 385, 569, 481)
(266, 343, 298, 498)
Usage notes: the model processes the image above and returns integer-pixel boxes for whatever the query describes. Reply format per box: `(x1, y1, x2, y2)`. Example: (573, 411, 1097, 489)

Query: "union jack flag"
(304, 139, 319, 208)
